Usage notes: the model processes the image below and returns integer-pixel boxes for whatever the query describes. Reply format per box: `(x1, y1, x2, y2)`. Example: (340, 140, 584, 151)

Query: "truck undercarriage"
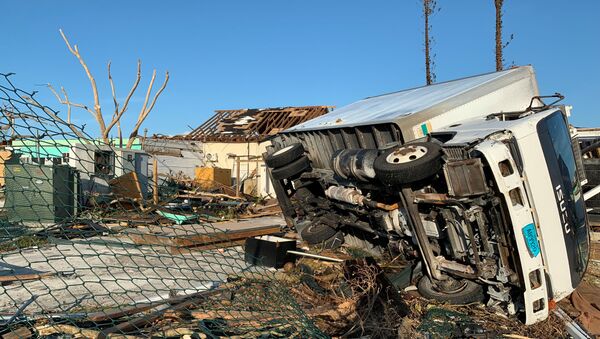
(266, 133, 532, 312)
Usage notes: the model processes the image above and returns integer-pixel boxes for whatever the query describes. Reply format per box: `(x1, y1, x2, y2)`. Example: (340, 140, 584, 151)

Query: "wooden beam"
(173, 225, 280, 247)
(127, 224, 281, 248)
(153, 158, 158, 205)
(2, 326, 32, 339)
(169, 239, 246, 254)
(0, 272, 55, 283)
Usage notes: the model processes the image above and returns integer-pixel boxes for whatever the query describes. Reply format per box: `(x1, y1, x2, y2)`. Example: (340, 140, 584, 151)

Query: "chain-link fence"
(0, 73, 325, 338)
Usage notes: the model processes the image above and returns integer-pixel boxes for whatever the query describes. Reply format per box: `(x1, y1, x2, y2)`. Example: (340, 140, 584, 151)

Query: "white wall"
(202, 142, 274, 197)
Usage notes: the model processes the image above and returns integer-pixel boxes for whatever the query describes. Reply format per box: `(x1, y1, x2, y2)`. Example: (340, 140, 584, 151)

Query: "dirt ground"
(1, 219, 598, 338)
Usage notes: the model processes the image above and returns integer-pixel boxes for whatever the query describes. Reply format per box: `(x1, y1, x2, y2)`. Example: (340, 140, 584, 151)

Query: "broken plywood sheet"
(0, 149, 13, 187)
(109, 171, 143, 201)
(194, 167, 232, 190)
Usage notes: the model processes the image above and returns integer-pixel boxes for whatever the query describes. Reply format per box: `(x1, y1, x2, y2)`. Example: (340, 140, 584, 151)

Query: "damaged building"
(145, 105, 331, 196)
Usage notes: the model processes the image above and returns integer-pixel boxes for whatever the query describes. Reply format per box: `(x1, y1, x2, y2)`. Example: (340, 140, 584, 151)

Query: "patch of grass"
(0, 235, 49, 252)
(344, 246, 372, 259)
(215, 207, 238, 220)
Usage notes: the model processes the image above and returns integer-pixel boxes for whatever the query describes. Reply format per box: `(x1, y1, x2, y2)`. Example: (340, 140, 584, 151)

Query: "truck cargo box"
(285, 66, 540, 142)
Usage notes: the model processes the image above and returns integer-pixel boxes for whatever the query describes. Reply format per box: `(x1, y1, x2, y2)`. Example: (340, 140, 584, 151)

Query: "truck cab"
(264, 66, 590, 324)
(434, 107, 589, 323)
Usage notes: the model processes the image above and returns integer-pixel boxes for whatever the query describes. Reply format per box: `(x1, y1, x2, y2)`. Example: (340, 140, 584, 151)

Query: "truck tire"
(271, 156, 311, 180)
(300, 222, 338, 245)
(373, 142, 443, 186)
(417, 276, 484, 304)
(265, 143, 305, 168)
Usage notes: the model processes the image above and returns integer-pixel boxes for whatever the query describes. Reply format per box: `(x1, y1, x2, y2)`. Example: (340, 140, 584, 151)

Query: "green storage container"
(4, 163, 78, 224)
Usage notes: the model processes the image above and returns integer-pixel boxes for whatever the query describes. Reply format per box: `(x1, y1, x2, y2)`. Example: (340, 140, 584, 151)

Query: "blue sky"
(3, 1, 599, 137)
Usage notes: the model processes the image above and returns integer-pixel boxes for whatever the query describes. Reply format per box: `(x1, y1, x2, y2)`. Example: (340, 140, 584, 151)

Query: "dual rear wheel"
(265, 143, 311, 180)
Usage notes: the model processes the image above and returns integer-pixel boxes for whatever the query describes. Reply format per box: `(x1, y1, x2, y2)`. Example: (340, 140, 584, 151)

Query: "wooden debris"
(0, 272, 56, 283)
(98, 285, 230, 338)
(0, 149, 13, 187)
(128, 224, 281, 251)
(0, 262, 58, 283)
(86, 302, 168, 322)
(174, 225, 281, 247)
(109, 172, 143, 201)
(190, 310, 280, 321)
(307, 300, 357, 322)
(154, 328, 202, 337)
(287, 250, 345, 263)
(2, 326, 32, 339)
(168, 239, 246, 255)
(35, 324, 139, 338)
(178, 191, 245, 201)
(591, 238, 600, 261)
(165, 106, 331, 143)
(194, 167, 232, 190)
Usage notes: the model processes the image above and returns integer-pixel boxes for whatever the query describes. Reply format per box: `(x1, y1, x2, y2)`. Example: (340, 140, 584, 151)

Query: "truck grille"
(443, 146, 469, 161)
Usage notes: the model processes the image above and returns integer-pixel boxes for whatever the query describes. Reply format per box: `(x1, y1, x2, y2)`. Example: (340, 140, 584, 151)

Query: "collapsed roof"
(169, 106, 331, 143)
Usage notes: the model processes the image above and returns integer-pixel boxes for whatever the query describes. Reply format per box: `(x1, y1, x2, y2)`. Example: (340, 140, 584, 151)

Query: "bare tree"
(423, 0, 438, 85)
(49, 29, 169, 148)
(494, 0, 514, 71)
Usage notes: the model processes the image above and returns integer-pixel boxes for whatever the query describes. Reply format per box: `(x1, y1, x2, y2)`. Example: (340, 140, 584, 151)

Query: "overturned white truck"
(265, 66, 590, 324)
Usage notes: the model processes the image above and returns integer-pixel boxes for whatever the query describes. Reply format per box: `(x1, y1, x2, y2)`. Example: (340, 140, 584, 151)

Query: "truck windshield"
(537, 111, 589, 286)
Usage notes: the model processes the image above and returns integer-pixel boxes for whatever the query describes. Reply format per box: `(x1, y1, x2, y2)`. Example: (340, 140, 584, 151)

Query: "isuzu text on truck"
(264, 66, 590, 324)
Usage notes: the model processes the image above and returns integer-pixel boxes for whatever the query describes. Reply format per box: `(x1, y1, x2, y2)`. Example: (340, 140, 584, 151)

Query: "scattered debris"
(554, 307, 592, 339)
(563, 281, 600, 336)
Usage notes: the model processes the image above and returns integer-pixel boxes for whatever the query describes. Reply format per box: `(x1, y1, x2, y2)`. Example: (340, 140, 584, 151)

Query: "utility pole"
(423, 0, 438, 85)
(495, 0, 504, 71)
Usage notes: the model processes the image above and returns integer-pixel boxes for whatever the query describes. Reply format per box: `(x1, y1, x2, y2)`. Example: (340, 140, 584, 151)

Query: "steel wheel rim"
(433, 279, 469, 294)
(386, 145, 428, 164)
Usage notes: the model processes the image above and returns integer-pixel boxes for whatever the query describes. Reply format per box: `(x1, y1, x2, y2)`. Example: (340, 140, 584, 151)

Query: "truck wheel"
(373, 142, 443, 185)
(271, 156, 311, 180)
(417, 276, 484, 304)
(300, 222, 338, 245)
(265, 143, 305, 168)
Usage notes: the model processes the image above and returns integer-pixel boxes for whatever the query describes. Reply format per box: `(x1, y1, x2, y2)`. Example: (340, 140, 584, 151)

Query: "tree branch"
(61, 87, 72, 123)
(47, 83, 93, 124)
(120, 60, 142, 117)
(59, 29, 107, 140)
(139, 70, 157, 120)
(108, 61, 120, 118)
(104, 60, 142, 140)
(23, 96, 88, 141)
(126, 70, 169, 148)
(142, 71, 169, 120)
